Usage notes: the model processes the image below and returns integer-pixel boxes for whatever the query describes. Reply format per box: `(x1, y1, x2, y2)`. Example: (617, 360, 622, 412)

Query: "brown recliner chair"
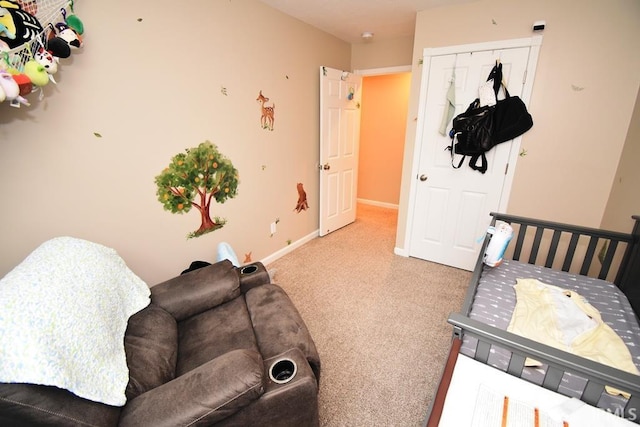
(0, 260, 321, 426)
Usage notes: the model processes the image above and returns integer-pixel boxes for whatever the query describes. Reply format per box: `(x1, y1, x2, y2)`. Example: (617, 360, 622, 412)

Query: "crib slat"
(513, 224, 527, 261)
(528, 227, 545, 264)
(625, 395, 640, 423)
(562, 233, 580, 271)
(542, 366, 563, 391)
(580, 236, 599, 276)
(545, 230, 562, 268)
(582, 380, 605, 406)
(598, 240, 618, 280)
(475, 341, 491, 364)
(507, 353, 525, 377)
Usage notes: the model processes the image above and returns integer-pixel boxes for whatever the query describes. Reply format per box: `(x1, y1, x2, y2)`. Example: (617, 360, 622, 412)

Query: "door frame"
(353, 65, 412, 210)
(396, 36, 543, 257)
(354, 65, 412, 76)
(318, 65, 412, 234)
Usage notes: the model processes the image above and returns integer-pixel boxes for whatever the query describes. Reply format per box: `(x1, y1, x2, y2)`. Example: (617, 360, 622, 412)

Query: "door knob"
(319, 163, 330, 170)
(419, 174, 428, 181)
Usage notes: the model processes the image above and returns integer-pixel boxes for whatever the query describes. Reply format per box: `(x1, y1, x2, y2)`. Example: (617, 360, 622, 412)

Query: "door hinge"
(523, 69, 527, 85)
(505, 163, 509, 175)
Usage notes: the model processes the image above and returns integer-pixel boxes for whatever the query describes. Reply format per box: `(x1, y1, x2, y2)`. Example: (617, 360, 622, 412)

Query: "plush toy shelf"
(1, 0, 83, 106)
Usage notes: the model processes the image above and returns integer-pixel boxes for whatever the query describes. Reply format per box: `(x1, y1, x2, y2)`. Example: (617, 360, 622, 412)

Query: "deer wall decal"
(256, 90, 275, 131)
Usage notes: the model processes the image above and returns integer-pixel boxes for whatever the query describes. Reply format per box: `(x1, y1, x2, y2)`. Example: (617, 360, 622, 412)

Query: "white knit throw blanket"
(0, 237, 150, 406)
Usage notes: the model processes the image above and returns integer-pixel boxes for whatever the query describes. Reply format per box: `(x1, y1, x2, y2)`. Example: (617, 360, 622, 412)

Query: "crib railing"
(449, 313, 640, 424)
(490, 213, 635, 281)
(488, 213, 640, 317)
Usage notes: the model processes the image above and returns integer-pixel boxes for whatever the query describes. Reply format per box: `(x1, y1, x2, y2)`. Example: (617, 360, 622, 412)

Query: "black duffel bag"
(492, 87, 533, 144)
(448, 98, 495, 173)
(447, 61, 533, 174)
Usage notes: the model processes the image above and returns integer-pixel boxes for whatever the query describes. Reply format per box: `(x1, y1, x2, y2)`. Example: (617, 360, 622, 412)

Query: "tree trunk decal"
(155, 141, 239, 239)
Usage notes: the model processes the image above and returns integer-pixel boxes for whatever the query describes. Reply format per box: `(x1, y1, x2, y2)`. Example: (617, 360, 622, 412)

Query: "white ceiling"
(258, 0, 476, 44)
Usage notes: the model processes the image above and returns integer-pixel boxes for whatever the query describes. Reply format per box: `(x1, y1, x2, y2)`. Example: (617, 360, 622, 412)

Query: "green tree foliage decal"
(155, 141, 239, 239)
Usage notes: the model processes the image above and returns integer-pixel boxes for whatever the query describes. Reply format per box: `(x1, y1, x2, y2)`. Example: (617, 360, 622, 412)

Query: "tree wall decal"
(155, 141, 239, 239)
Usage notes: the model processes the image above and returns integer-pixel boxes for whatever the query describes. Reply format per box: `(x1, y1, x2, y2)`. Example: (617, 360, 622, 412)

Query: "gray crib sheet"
(459, 259, 640, 410)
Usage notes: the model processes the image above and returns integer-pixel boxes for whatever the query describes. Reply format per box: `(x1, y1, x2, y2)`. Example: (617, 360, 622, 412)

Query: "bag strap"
(468, 153, 488, 174)
(487, 61, 512, 99)
(446, 134, 466, 169)
(486, 62, 502, 96)
(453, 155, 465, 169)
(445, 140, 487, 173)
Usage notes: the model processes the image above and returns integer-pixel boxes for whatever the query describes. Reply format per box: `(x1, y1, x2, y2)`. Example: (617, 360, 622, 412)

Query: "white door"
(319, 66, 363, 236)
(408, 38, 541, 270)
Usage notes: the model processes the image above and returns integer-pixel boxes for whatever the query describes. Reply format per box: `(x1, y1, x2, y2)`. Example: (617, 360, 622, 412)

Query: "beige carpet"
(268, 203, 471, 426)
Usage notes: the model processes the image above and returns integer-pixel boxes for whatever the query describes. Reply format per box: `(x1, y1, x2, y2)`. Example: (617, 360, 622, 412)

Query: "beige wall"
(601, 88, 640, 232)
(358, 73, 411, 205)
(3, 0, 637, 285)
(352, 36, 414, 208)
(351, 36, 414, 70)
(396, 0, 640, 250)
(0, 0, 350, 285)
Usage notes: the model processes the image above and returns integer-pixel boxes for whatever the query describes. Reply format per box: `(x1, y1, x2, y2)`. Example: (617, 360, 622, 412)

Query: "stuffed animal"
(61, 7, 83, 35)
(0, 21, 15, 41)
(0, 50, 21, 74)
(0, 0, 43, 49)
(46, 35, 70, 58)
(45, 24, 70, 58)
(0, 70, 29, 106)
(10, 71, 31, 95)
(0, 6, 17, 42)
(55, 22, 81, 49)
(34, 46, 58, 75)
(23, 59, 47, 86)
(0, 71, 20, 98)
(15, 0, 36, 15)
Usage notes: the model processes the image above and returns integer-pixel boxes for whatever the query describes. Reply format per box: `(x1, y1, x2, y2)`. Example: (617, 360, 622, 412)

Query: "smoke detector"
(361, 31, 374, 40)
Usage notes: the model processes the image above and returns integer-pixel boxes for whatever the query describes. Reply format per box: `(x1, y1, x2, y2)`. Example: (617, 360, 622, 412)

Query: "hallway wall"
(357, 73, 411, 206)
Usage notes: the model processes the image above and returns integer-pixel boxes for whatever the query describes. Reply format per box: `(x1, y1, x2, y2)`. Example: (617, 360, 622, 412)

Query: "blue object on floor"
(217, 242, 240, 267)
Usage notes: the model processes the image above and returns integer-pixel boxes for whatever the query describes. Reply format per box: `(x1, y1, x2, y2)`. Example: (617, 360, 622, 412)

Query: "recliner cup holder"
(269, 358, 297, 384)
(240, 264, 258, 275)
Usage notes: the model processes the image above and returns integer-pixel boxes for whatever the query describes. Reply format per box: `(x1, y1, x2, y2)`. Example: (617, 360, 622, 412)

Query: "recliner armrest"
(217, 347, 319, 426)
(0, 383, 121, 427)
(237, 262, 271, 293)
(245, 284, 321, 383)
(151, 260, 241, 321)
(118, 349, 265, 427)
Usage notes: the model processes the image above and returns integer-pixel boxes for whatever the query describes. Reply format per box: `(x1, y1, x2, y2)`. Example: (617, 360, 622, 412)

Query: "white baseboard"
(394, 247, 409, 257)
(261, 230, 319, 266)
(357, 198, 399, 210)
(260, 201, 399, 265)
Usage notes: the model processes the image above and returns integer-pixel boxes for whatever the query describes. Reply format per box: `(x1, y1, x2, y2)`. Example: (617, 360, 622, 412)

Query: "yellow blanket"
(507, 278, 639, 397)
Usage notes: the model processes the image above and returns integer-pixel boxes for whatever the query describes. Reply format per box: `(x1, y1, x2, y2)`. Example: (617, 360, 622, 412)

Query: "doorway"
(357, 66, 412, 210)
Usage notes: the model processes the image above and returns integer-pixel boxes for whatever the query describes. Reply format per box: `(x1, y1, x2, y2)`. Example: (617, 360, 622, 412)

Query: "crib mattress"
(459, 259, 640, 409)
